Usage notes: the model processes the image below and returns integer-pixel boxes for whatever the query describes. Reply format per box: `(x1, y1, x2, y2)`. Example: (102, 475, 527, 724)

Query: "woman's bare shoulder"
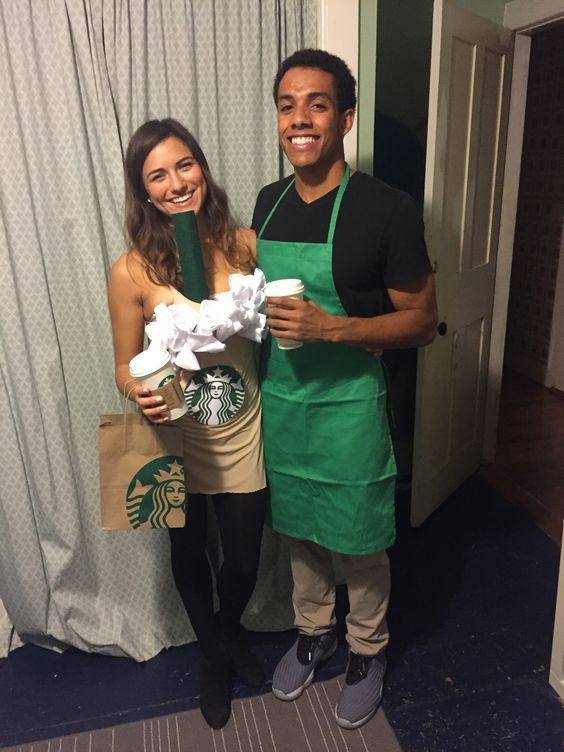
(110, 249, 147, 286)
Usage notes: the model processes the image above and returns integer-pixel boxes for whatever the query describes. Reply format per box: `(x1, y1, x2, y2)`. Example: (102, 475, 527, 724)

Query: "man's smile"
(288, 135, 319, 144)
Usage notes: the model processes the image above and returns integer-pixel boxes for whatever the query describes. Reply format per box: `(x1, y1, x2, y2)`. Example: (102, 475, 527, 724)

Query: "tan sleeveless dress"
(165, 288, 265, 495)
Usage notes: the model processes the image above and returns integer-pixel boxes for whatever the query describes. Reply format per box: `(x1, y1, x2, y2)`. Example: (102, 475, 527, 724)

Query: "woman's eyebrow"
(145, 167, 165, 179)
(145, 157, 193, 179)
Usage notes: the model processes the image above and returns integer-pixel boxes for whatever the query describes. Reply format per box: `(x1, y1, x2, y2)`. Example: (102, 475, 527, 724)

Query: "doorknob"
(437, 321, 447, 336)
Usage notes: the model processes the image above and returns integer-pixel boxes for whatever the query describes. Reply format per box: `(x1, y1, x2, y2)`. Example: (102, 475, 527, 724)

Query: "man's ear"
(341, 109, 356, 136)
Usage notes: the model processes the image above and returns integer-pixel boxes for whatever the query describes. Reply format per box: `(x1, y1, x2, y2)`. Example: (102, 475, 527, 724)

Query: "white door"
(411, 0, 514, 526)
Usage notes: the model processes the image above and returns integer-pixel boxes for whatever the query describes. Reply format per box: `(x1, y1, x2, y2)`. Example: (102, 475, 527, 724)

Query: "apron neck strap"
(258, 163, 351, 242)
(326, 163, 350, 244)
(258, 178, 295, 238)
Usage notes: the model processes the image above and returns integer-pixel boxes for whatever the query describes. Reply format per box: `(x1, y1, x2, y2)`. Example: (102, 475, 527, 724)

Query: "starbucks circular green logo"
(125, 457, 185, 528)
(184, 366, 245, 425)
(158, 374, 175, 387)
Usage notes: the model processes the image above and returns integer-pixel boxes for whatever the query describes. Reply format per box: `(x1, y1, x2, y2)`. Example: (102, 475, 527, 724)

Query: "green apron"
(257, 165, 396, 555)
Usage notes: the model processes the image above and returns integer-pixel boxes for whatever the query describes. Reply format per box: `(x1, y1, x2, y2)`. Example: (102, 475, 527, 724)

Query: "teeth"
(171, 192, 193, 203)
(290, 136, 316, 145)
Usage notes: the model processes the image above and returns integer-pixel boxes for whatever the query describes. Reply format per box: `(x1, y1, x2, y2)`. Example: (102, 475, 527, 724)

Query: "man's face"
(276, 67, 354, 171)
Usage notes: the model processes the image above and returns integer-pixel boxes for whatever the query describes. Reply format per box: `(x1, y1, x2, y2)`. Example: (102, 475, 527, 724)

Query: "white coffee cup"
(129, 348, 188, 421)
(264, 278, 305, 350)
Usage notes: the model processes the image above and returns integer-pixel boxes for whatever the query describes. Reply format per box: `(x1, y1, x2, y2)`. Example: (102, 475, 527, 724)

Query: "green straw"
(171, 212, 209, 303)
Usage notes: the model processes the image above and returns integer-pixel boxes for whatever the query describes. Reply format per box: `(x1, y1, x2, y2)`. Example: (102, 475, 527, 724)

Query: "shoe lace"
(297, 634, 318, 665)
(346, 652, 371, 682)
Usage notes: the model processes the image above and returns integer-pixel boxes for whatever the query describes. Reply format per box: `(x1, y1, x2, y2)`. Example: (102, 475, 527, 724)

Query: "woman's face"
(142, 136, 207, 215)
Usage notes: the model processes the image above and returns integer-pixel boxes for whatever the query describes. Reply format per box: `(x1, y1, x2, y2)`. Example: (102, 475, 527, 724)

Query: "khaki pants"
(289, 538, 390, 656)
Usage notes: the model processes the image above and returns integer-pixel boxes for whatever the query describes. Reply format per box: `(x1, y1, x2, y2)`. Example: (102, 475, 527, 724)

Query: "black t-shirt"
(252, 171, 431, 317)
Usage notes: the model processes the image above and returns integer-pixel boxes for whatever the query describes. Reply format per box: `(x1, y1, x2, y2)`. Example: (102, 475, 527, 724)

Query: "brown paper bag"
(99, 409, 186, 530)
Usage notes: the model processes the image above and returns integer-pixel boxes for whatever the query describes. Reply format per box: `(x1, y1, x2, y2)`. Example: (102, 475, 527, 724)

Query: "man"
(252, 49, 437, 729)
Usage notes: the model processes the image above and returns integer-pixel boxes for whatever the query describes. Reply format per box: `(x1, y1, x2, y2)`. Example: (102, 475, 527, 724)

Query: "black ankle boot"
(223, 628, 265, 689)
(199, 655, 232, 729)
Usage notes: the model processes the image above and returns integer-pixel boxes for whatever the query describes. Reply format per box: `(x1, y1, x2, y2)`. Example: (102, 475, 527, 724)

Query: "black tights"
(169, 489, 267, 663)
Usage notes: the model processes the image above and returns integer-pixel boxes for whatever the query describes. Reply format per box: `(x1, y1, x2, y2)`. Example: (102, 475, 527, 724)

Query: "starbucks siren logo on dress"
(184, 366, 245, 425)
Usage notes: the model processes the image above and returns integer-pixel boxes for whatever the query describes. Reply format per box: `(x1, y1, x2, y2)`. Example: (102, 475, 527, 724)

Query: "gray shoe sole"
(272, 639, 338, 702)
(334, 703, 377, 730)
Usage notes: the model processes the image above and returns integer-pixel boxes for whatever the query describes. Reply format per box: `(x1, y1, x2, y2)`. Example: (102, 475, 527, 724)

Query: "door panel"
(411, 0, 513, 526)
(451, 318, 484, 450)
(469, 48, 506, 268)
(443, 38, 474, 276)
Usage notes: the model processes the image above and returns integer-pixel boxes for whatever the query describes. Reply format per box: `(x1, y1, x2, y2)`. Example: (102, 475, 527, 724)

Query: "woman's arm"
(107, 253, 171, 423)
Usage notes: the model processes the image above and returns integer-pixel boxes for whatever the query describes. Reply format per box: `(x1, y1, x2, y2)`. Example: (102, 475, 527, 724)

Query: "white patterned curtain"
(0, 0, 316, 660)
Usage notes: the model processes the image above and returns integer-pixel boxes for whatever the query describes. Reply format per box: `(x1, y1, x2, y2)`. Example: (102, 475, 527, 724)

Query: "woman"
(108, 118, 266, 729)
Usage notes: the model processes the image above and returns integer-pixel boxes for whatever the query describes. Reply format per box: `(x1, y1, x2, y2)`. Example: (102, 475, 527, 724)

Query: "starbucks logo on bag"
(184, 366, 245, 425)
(125, 457, 185, 529)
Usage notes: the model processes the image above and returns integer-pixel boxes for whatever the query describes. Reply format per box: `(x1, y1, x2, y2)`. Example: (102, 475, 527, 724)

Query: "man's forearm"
(325, 308, 437, 350)
(266, 274, 438, 349)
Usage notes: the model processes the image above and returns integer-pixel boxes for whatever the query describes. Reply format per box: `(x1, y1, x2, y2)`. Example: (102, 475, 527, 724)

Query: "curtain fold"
(0, 0, 316, 660)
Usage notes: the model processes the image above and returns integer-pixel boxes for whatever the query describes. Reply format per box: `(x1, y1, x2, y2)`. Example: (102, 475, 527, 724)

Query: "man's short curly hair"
(273, 48, 357, 113)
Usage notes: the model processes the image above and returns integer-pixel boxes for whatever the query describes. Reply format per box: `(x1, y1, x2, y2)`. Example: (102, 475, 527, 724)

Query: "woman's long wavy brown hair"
(124, 118, 253, 290)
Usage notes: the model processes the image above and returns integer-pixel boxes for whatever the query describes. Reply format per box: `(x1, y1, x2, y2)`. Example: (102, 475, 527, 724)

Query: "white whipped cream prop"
(146, 303, 226, 372)
(202, 269, 267, 343)
(144, 270, 267, 372)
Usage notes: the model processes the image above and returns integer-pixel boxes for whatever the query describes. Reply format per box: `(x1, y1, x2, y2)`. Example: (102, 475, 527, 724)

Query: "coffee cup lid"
(264, 278, 304, 296)
(129, 348, 171, 378)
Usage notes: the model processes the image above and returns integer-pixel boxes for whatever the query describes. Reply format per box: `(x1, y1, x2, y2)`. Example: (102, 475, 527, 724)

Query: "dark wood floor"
(481, 368, 564, 544)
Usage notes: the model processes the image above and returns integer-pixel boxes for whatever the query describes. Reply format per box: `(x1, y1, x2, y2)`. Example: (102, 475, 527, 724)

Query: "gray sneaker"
(335, 650, 386, 729)
(272, 632, 338, 701)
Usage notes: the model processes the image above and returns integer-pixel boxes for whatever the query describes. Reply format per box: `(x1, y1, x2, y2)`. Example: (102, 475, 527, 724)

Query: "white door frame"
(547, 229, 564, 391)
(485, 0, 564, 703)
(315, 0, 378, 175)
(317, 0, 360, 168)
(550, 531, 564, 700)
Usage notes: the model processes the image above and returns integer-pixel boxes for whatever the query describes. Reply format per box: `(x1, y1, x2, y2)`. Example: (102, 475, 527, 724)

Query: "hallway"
(481, 368, 564, 544)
